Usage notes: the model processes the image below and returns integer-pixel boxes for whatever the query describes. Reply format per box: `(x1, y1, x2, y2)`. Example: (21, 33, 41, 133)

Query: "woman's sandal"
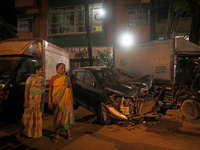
(15, 133, 20, 138)
(68, 135, 72, 140)
(66, 132, 72, 140)
(52, 135, 59, 143)
(52, 138, 58, 143)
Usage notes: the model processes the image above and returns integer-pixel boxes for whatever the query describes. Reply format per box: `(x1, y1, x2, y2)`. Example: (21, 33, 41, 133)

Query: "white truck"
(0, 38, 70, 117)
(115, 38, 200, 119)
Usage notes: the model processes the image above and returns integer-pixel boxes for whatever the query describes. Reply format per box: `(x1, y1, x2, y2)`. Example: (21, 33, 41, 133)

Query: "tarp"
(0, 41, 34, 55)
(175, 38, 200, 55)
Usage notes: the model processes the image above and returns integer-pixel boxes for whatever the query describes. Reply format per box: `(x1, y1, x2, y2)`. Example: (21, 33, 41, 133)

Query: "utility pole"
(85, 0, 93, 66)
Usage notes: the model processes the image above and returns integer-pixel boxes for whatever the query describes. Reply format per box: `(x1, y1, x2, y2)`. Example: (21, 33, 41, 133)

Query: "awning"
(0, 41, 34, 55)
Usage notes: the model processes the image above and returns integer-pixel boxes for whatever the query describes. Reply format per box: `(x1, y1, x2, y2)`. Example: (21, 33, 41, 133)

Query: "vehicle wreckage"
(71, 67, 160, 124)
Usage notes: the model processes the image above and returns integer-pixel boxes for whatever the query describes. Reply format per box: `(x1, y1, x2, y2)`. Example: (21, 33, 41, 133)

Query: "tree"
(164, 0, 182, 39)
(172, 0, 200, 44)
(96, 49, 113, 67)
(74, 51, 88, 67)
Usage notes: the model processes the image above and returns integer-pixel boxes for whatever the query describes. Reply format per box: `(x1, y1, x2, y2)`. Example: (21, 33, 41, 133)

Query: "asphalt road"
(0, 106, 200, 150)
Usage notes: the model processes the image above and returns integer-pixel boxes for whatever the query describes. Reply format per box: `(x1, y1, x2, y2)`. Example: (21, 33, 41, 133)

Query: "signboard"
(64, 46, 113, 59)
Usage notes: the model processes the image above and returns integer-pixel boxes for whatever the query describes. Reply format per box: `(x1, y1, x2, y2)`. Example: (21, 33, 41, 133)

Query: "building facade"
(15, 0, 151, 70)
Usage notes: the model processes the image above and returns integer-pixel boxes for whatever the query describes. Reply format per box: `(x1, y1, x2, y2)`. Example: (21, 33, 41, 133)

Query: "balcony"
(15, 0, 38, 9)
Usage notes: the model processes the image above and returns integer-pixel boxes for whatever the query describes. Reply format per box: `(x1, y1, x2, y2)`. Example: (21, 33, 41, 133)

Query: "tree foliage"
(164, 0, 182, 39)
(96, 50, 113, 67)
(173, 0, 200, 45)
(74, 51, 88, 59)
(173, 0, 190, 15)
(74, 51, 88, 67)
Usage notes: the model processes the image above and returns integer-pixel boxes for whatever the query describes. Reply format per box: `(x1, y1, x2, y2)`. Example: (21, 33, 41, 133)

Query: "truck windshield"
(0, 59, 18, 79)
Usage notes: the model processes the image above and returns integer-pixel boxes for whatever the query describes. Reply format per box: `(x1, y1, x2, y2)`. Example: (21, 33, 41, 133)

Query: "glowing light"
(99, 9, 105, 16)
(120, 33, 134, 47)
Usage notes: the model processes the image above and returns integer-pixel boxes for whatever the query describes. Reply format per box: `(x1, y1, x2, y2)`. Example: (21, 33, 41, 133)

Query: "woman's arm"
(48, 76, 55, 110)
(48, 87, 52, 102)
(41, 77, 45, 112)
(24, 83, 31, 108)
(48, 87, 53, 110)
(69, 77, 74, 105)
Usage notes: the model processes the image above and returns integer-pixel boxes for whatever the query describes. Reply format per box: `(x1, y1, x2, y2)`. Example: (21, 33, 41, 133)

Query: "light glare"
(99, 9, 105, 16)
(120, 33, 134, 47)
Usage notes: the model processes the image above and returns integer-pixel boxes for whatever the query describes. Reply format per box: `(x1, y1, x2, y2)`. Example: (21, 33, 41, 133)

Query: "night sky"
(0, 0, 22, 26)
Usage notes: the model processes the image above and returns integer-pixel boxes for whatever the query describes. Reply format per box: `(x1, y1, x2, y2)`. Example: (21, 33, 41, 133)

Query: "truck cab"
(0, 56, 39, 117)
(0, 38, 70, 118)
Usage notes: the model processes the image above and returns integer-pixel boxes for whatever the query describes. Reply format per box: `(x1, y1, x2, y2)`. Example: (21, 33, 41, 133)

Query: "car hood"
(104, 75, 153, 98)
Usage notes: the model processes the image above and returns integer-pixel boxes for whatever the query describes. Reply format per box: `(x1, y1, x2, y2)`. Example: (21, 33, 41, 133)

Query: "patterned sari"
(52, 75, 75, 135)
(22, 76, 44, 138)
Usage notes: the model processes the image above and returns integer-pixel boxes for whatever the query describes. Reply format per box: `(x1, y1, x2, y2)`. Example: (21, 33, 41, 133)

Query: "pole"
(85, 0, 93, 66)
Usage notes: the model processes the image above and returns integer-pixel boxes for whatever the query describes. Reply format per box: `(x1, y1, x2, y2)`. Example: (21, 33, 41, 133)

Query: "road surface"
(0, 106, 200, 150)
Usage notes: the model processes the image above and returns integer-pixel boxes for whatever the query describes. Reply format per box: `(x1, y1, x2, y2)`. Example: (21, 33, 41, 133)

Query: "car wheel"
(181, 99, 200, 119)
(97, 103, 110, 125)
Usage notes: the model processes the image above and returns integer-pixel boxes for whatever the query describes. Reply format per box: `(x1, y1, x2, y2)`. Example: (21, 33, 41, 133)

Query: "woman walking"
(48, 63, 75, 142)
(15, 65, 44, 138)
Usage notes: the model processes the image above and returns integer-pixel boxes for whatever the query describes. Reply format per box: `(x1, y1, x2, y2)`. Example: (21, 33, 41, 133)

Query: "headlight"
(0, 90, 9, 100)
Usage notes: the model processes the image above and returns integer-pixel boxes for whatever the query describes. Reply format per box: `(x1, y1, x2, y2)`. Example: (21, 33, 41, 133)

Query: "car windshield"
(0, 59, 19, 79)
(92, 68, 135, 84)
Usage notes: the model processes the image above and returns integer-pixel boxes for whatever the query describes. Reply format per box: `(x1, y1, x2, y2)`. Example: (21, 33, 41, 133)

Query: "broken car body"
(71, 66, 159, 124)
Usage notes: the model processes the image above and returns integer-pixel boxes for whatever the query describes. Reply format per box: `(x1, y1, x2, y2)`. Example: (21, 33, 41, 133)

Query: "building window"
(127, 4, 150, 27)
(17, 14, 35, 33)
(48, 3, 103, 35)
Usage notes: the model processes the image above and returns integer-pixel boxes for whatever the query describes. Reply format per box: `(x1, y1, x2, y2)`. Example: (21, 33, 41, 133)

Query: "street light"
(94, 9, 105, 21)
(99, 9, 105, 16)
(119, 32, 134, 47)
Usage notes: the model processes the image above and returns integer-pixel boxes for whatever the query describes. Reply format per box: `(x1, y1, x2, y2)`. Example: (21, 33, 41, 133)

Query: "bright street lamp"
(119, 33, 134, 47)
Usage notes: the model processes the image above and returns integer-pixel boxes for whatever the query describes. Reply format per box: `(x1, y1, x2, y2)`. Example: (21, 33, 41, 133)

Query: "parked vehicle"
(0, 38, 70, 117)
(71, 66, 160, 124)
(115, 38, 200, 119)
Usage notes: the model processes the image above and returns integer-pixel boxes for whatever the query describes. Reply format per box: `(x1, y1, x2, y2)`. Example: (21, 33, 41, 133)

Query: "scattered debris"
(142, 121, 146, 124)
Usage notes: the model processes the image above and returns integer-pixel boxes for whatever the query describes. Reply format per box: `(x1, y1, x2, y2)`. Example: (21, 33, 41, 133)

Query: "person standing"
(15, 65, 45, 138)
(48, 63, 75, 142)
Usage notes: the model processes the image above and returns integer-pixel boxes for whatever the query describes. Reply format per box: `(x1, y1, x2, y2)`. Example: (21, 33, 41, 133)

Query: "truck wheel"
(181, 99, 200, 119)
(97, 104, 110, 125)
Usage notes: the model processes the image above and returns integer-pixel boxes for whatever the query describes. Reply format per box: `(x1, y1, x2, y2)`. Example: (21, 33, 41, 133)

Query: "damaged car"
(71, 66, 160, 124)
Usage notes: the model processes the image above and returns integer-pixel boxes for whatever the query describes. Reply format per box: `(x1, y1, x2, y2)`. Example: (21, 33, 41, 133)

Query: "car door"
(83, 71, 102, 113)
(72, 71, 86, 107)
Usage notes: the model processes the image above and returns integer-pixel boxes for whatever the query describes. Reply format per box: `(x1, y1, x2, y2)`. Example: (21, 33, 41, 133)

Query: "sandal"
(52, 138, 58, 143)
(15, 133, 20, 138)
(52, 135, 59, 143)
(66, 130, 72, 140)
(68, 135, 72, 140)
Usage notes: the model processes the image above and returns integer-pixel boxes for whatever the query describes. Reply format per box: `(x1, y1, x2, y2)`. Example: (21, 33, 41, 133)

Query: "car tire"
(97, 103, 110, 125)
(181, 99, 200, 119)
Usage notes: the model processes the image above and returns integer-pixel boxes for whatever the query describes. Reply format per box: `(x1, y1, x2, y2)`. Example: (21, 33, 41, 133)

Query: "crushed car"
(71, 66, 160, 124)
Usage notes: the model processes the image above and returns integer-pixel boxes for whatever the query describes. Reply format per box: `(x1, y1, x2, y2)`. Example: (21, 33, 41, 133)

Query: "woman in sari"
(15, 65, 44, 138)
(48, 63, 75, 142)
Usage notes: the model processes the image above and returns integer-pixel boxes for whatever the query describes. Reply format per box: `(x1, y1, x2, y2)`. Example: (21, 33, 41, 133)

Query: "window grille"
(17, 14, 35, 33)
(48, 3, 103, 35)
(127, 4, 150, 27)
